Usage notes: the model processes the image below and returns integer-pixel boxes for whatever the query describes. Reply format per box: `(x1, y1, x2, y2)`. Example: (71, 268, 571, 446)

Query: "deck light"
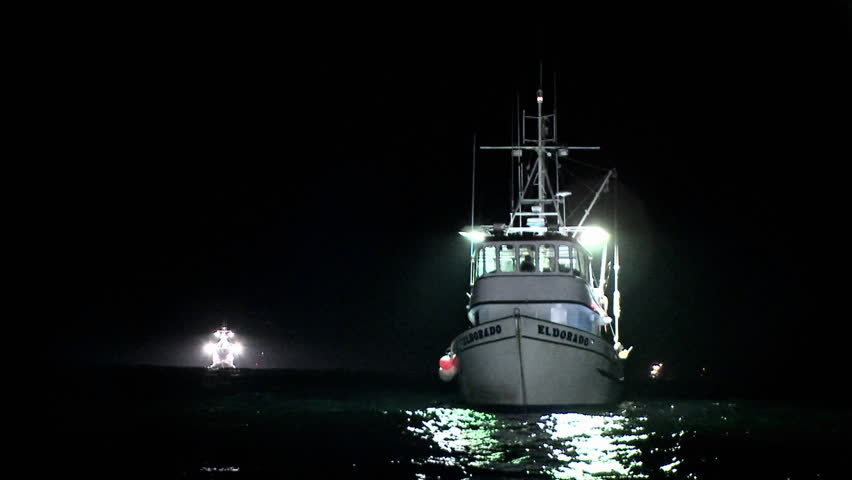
(459, 230, 486, 243)
(577, 227, 610, 248)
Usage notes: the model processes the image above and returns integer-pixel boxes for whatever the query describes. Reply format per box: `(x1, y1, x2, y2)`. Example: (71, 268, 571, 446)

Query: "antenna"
(516, 92, 522, 211)
(553, 71, 558, 141)
(539, 60, 543, 92)
(471, 133, 476, 229)
(553, 71, 559, 197)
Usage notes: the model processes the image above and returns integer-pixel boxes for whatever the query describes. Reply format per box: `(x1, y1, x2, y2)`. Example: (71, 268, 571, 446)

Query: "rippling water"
(402, 401, 840, 479)
(52, 367, 846, 479)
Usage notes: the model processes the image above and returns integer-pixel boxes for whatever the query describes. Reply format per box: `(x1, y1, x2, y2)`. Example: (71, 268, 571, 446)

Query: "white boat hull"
(454, 316, 622, 406)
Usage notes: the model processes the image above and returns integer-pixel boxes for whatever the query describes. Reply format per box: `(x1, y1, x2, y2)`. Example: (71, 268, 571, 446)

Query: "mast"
(536, 89, 545, 211)
(480, 87, 599, 233)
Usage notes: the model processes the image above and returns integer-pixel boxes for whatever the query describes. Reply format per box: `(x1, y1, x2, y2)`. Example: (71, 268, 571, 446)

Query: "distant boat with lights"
(203, 327, 245, 369)
(438, 84, 632, 406)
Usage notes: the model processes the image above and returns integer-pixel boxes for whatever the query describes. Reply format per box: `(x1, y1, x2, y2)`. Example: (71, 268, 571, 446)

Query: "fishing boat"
(203, 326, 245, 369)
(438, 85, 632, 406)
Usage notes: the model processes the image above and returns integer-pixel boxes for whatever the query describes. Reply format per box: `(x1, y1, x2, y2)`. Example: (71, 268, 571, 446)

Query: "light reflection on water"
(538, 412, 648, 478)
(405, 408, 500, 469)
(405, 404, 680, 479)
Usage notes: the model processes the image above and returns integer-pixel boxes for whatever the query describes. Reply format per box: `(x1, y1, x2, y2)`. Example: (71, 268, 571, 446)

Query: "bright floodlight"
(578, 227, 610, 248)
(459, 230, 486, 243)
(205, 327, 243, 369)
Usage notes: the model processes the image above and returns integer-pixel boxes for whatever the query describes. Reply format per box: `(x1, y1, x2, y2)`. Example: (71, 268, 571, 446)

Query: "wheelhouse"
(473, 239, 594, 284)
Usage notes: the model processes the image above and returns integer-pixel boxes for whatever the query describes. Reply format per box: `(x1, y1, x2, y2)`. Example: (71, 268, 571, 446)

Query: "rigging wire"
(564, 156, 609, 172)
(562, 166, 597, 193)
(566, 190, 596, 222)
(561, 166, 601, 222)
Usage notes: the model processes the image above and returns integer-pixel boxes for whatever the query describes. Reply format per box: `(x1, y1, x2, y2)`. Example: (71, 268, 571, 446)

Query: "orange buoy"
(438, 353, 458, 382)
(439, 355, 454, 370)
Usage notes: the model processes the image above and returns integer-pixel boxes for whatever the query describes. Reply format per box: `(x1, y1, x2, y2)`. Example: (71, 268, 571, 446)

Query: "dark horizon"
(40, 10, 843, 401)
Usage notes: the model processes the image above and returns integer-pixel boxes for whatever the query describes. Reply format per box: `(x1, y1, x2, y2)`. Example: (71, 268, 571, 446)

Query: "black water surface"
(47, 367, 847, 479)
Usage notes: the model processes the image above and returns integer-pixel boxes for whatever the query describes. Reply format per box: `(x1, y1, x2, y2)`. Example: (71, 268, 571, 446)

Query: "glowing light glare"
(459, 230, 486, 243)
(205, 327, 242, 369)
(577, 227, 610, 248)
(650, 362, 663, 379)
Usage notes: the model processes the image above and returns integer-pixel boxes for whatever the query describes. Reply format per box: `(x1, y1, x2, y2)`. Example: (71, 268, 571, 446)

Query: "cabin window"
(577, 251, 589, 280)
(476, 245, 497, 279)
(519, 245, 536, 272)
(558, 245, 573, 273)
(483, 245, 497, 275)
(499, 244, 515, 272)
(539, 244, 556, 272)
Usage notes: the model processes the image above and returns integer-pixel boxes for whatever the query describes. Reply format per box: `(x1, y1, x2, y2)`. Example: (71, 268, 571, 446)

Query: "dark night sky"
(38, 7, 843, 397)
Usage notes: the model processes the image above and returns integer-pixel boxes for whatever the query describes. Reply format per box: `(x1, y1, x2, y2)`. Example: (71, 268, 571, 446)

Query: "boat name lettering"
(461, 325, 503, 347)
(537, 324, 590, 346)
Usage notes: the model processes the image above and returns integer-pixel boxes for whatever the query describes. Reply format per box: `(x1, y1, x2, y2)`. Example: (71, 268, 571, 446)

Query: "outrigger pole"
(573, 168, 616, 232)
